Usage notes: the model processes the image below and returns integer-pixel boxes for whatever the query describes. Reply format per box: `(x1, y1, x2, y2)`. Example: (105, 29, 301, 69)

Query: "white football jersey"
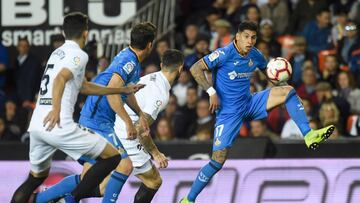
(115, 71, 171, 139)
(28, 40, 88, 134)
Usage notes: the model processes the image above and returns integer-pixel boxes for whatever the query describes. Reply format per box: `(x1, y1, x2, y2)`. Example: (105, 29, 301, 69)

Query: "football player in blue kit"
(180, 21, 335, 203)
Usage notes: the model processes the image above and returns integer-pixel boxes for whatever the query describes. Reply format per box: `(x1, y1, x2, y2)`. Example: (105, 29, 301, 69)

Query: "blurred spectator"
(260, 0, 289, 35)
(330, 0, 356, 15)
(184, 34, 210, 70)
(199, 8, 222, 38)
(331, 11, 348, 47)
(143, 38, 170, 68)
(302, 9, 332, 54)
(179, 87, 198, 136)
(296, 66, 318, 105)
(349, 48, 360, 87)
(172, 70, 194, 106)
(13, 37, 41, 108)
(288, 37, 317, 87)
(183, 23, 199, 56)
(349, 1, 360, 25)
(256, 40, 271, 60)
(143, 64, 159, 76)
(347, 115, 360, 137)
(0, 42, 8, 90)
(155, 118, 175, 141)
(84, 39, 98, 81)
(189, 99, 215, 141)
(315, 81, 350, 132)
(288, 0, 328, 34)
(0, 118, 15, 141)
(0, 100, 26, 141)
(267, 105, 289, 134)
(245, 4, 262, 25)
(321, 55, 339, 88)
(250, 120, 279, 140)
(281, 99, 312, 139)
(223, 0, 244, 30)
(158, 94, 187, 139)
(258, 19, 281, 58)
(97, 56, 109, 74)
(210, 19, 234, 50)
(336, 71, 360, 114)
(337, 21, 359, 65)
(319, 101, 341, 129)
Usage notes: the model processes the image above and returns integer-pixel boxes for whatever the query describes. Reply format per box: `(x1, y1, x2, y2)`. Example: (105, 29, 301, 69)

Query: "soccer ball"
(266, 57, 292, 85)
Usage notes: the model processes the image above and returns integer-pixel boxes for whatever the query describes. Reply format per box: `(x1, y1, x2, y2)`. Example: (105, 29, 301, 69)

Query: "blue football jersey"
(202, 41, 267, 115)
(80, 47, 141, 124)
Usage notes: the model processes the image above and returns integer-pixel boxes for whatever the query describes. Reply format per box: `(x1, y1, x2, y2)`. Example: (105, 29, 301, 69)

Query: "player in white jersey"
(11, 12, 144, 203)
(36, 49, 185, 203)
(114, 49, 184, 202)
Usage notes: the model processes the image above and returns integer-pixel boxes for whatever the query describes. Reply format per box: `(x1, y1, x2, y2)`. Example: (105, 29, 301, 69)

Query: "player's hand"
(209, 93, 220, 114)
(139, 113, 150, 137)
(126, 121, 137, 140)
(122, 84, 146, 94)
(43, 109, 61, 131)
(153, 151, 168, 168)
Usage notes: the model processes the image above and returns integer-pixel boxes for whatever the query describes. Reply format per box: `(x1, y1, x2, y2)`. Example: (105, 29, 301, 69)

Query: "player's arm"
(80, 80, 145, 95)
(135, 113, 168, 168)
(43, 68, 73, 131)
(125, 94, 150, 136)
(190, 59, 219, 113)
(107, 74, 138, 139)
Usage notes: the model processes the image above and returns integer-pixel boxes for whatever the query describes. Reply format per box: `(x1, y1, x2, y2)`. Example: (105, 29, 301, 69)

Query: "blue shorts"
(212, 89, 271, 151)
(78, 116, 128, 165)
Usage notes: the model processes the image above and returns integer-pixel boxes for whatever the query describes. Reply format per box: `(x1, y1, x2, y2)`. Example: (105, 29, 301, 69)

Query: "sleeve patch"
(73, 56, 81, 66)
(208, 51, 220, 62)
(123, 62, 135, 74)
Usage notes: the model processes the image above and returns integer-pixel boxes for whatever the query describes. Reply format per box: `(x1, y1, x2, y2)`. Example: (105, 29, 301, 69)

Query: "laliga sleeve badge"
(73, 56, 81, 66)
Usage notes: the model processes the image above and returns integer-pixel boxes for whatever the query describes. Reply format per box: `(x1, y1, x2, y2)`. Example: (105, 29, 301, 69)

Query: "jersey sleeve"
(61, 51, 88, 77)
(114, 60, 136, 83)
(142, 97, 167, 120)
(202, 48, 226, 70)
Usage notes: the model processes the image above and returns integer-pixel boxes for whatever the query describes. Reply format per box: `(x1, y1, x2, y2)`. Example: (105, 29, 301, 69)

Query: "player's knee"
(115, 157, 133, 175)
(149, 175, 162, 189)
(106, 154, 122, 170)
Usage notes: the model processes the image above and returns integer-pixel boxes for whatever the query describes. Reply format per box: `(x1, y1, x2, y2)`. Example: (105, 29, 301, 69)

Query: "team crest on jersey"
(208, 51, 220, 62)
(123, 62, 135, 74)
(248, 59, 253, 67)
(73, 56, 80, 66)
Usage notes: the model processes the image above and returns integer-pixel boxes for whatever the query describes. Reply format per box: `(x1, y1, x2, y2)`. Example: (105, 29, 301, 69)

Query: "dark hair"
(161, 49, 184, 72)
(195, 34, 210, 44)
(238, 21, 258, 33)
(51, 34, 65, 44)
(130, 22, 157, 50)
(316, 8, 330, 16)
(63, 12, 88, 39)
(18, 37, 29, 44)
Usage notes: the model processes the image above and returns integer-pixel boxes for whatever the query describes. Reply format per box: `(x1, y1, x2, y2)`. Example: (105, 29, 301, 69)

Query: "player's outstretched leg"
(101, 156, 132, 203)
(11, 171, 48, 203)
(134, 165, 162, 203)
(267, 86, 335, 149)
(180, 149, 226, 203)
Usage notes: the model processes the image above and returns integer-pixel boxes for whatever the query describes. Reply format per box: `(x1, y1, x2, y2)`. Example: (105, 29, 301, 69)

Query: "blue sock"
(187, 159, 223, 201)
(285, 89, 311, 136)
(102, 171, 128, 203)
(36, 174, 80, 203)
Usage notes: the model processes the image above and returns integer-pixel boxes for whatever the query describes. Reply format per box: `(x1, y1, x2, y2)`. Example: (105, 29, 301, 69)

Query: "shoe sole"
(309, 126, 335, 150)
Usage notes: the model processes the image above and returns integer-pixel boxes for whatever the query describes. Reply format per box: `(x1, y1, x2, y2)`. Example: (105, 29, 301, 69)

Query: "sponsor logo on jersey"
(123, 61, 135, 74)
(234, 61, 239, 65)
(39, 98, 52, 105)
(209, 50, 220, 62)
(73, 56, 80, 66)
(228, 71, 252, 80)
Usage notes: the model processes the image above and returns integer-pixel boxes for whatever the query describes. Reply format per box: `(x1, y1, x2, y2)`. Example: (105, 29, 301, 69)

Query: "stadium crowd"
(0, 0, 359, 143)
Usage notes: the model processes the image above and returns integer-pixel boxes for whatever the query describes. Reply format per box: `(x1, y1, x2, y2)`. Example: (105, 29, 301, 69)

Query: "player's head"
(130, 22, 157, 57)
(63, 12, 89, 48)
(235, 21, 258, 55)
(160, 49, 184, 74)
